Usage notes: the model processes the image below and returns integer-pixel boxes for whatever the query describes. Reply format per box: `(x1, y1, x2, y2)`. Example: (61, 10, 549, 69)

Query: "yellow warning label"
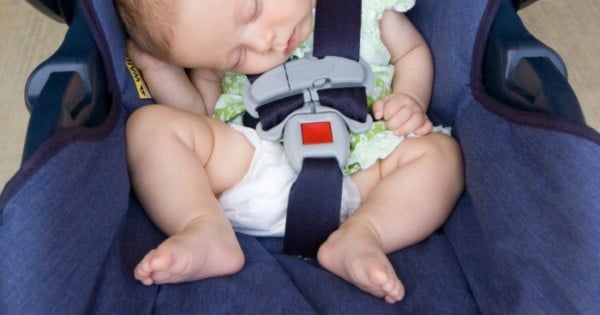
(126, 56, 152, 99)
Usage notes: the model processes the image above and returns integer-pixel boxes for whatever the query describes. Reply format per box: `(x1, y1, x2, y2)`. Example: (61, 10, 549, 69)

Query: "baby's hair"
(114, 0, 173, 60)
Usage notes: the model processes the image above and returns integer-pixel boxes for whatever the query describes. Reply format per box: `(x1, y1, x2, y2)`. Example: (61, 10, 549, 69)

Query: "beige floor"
(1, 0, 598, 188)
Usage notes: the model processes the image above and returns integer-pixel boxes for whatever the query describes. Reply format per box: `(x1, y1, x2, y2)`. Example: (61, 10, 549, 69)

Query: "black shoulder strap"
(313, 0, 361, 61)
(245, 0, 367, 257)
(283, 0, 367, 257)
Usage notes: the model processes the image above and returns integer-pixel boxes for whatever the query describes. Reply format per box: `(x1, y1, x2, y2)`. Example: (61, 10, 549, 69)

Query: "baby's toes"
(384, 279, 405, 303)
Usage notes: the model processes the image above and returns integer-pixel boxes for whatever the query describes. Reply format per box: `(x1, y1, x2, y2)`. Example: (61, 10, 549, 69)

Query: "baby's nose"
(249, 29, 276, 53)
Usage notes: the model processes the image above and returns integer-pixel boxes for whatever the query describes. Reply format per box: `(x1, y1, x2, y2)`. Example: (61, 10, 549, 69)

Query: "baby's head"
(115, 0, 315, 74)
(114, 0, 173, 61)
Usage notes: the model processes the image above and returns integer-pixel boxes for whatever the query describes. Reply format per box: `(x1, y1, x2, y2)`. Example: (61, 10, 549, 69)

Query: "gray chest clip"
(242, 55, 374, 172)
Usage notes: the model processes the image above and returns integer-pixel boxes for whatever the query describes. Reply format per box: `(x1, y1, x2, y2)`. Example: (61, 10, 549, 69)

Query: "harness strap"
(313, 0, 361, 61)
(317, 87, 369, 123)
(257, 94, 305, 130)
(284, 0, 365, 257)
(284, 158, 343, 256)
(245, 0, 366, 257)
(253, 87, 368, 131)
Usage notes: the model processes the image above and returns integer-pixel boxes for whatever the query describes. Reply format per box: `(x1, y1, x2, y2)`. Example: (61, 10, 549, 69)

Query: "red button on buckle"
(301, 122, 333, 145)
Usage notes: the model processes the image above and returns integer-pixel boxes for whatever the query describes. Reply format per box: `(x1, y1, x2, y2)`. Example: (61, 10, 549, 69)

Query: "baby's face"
(168, 0, 315, 74)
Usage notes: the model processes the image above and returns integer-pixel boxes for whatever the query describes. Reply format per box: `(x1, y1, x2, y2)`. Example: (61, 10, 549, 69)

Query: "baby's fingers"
(393, 113, 424, 136)
(411, 119, 433, 136)
(127, 40, 169, 72)
(388, 110, 433, 136)
(372, 97, 390, 120)
(384, 106, 412, 132)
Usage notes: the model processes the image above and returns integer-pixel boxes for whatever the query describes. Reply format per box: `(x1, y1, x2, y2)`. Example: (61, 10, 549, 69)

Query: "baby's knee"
(429, 134, 462, 164)
(393, 133, 460, 164)
(126, 105, 174, 139)
(126, 105, 210, 144)
(421, 135, 465, 194)
(125, 105, 195, 158)
(393, 134, 464, 181)
(422, 134, 463, 174)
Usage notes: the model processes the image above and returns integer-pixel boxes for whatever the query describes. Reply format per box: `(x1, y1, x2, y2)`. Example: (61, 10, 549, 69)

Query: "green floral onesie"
(213, 0, 447, 175)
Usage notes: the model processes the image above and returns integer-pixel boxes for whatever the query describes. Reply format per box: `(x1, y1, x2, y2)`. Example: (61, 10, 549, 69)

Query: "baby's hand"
(372, 93, 433, 136)
(127, 40, 173, 73)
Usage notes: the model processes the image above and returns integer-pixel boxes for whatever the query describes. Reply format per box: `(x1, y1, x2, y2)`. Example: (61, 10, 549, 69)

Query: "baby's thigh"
(126, 104, 255, 193)
(350, 133, 463, 200)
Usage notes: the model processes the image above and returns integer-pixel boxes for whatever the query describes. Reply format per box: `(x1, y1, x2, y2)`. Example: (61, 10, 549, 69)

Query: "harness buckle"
(242, 55, 374, 171)
(282, 106, 349, 172)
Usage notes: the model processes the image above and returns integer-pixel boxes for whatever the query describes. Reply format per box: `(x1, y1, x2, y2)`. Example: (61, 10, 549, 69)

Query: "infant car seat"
(2, 0, 599, 313)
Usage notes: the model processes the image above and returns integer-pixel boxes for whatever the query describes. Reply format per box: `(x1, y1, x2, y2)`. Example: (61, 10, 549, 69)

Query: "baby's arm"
(373, 11, 434, 136)
(127, 41, 222, 115)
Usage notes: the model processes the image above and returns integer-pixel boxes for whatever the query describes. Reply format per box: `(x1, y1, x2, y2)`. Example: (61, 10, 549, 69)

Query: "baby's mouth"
(284, 29, 299, 55)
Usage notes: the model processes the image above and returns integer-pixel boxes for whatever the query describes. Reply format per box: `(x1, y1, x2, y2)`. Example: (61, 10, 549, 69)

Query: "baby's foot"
(318, 222, 405, 303)
(134, 216, 244, 285)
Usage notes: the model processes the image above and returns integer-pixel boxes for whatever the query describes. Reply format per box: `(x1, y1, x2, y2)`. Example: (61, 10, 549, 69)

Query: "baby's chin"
(240, 58, 290, 75)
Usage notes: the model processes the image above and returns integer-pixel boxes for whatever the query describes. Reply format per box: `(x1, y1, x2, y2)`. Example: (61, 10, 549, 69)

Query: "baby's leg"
(126, 105, 255, 285)
(317, 133, 464, 303)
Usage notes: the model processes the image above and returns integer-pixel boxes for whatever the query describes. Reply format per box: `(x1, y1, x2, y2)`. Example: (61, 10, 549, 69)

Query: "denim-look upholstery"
(1, 0, 598, 313)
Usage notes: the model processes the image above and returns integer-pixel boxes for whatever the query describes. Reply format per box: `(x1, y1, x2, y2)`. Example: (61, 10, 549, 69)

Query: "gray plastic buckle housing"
(243, 55, 374, 131)
(283, 108, 350, 172)
(242, 55, 375, 171)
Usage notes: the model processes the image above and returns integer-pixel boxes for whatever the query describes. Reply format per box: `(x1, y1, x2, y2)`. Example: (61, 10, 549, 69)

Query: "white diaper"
(219, 124, 362, 237)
